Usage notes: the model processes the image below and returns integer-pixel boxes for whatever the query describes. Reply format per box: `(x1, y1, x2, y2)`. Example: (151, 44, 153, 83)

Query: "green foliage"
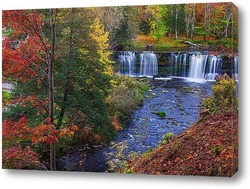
(161, 132, 174, 145)
(107, 76, 149, 115)
(107, 141, 137, 173)
(202, 75, 238, 114)
(211, 145, 221, 155)
(54, 8, 116, 141)
(201, 97, 217, 114)
(156, 111, 167, 118)
(3, 91, 11, 98)
(103, 6, 140, 50)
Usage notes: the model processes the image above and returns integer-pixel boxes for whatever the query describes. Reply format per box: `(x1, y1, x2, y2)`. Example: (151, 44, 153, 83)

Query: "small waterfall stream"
(118, 51, 136, 76)
(188, 54, 208, 80)
(234, 56, 238, 80)
(139, 52, 158, 77)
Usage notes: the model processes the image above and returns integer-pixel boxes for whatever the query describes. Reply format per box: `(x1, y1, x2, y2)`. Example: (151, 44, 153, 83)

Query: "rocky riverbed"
(57, 78, 212, 172)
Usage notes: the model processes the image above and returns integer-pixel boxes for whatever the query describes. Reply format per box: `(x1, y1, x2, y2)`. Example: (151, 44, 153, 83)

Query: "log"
(184, 41, 209, 49)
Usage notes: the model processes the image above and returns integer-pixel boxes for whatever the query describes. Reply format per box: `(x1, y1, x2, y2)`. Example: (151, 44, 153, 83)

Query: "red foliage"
(112, 115, 122, 132)
(3, 116, 79, 145)
(126, 112, 238, 176)
(2, 10, 49, 82)
(5, 93, 48, 115)
(2, 116, 79, 168)
(2, 145, 41, 169)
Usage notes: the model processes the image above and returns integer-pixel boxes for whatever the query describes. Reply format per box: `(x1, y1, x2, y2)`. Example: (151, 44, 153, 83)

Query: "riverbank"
(122, 111, 238, 176)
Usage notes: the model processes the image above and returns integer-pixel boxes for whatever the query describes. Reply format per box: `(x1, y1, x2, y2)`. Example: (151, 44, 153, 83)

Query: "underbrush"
(107, 76, 149, 128)
(202, 73, 238, 114)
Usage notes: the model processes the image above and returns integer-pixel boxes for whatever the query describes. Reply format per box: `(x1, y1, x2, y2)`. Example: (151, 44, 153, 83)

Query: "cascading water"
(118, 51, 136, 76)
(139, 52, 158, 77)
(205, 55, 221, 81)
(182, 53, 187, 77)
(116, 51, 232, 81)
(188, 54, 208, 80)
(171, 52, 187, 77)
(173, 52, 179, 76)
(234, 56, 238, 80)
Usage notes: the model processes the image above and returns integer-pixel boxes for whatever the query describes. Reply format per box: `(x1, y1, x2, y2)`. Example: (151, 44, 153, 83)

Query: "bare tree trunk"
(204, 4, 208, 42)
(169, 5, 173, 37)
(190, 4, 196, 40)
(224, 4, 233, 38)
(49, 8, 56, 171)
(185, 5, 190, 38)
(175, 5, 178, 39)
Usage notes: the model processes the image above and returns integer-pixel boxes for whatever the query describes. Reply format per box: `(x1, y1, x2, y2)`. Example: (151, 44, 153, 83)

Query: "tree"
(2, 9, 57, 170)
(54, 8, 115, 141)
(166, 4, 185, 39)
(95, 6, 140, 50)
(190, 3, 196, 40)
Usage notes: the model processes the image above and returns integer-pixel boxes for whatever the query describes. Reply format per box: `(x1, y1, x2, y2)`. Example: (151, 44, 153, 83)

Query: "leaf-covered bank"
(124, 111, 238, 176)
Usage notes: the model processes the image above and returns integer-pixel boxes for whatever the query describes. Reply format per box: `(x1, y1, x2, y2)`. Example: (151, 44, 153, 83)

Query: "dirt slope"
(126, 112, 238, 177)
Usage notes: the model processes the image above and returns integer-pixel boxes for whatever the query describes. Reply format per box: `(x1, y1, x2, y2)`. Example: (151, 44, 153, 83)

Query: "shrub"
(202, 74, 238, 113)
(161, 132, 174, 145)
(107, 76, 149, 115)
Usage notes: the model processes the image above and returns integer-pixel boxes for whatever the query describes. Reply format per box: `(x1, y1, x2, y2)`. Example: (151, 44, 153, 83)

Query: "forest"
(2, 2, 238, 176)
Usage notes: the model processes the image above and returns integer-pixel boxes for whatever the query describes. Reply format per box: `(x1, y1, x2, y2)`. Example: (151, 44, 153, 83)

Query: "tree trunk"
(175, 5, 178, 39)
(185, 5, 190, 38)
(57, 24, 73, 128)
(204, 4, 208, 42)
(190, 4, 196, 40)
(49, 8, 56, 171)
(169, 5, 173, 37)
(224, 4, 233, 38)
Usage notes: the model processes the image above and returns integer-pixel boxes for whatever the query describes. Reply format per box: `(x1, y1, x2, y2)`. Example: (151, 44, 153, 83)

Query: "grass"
(132, 34, 237, 52)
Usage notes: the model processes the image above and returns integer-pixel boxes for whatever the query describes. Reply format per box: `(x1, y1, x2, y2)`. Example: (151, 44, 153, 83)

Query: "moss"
(156, 111, 167, 118)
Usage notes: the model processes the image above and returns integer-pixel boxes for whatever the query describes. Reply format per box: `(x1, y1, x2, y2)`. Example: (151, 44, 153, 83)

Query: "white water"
(234, 56, 238, 80)
(205, 56, 220, 81)
(188, 54, 208, 80)
(139, 52, 158, 77)
(117, 51, 233, 82)
(118, 51, 136, 76)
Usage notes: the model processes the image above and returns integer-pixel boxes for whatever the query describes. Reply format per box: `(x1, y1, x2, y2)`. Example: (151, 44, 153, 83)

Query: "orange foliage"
(2, 116, 79, 168)
(2, 145, 41, 169)
(2, 10, 49, 82)
(136, 34, 156, 45)
(126, 112, 238, 176)
(112, 115, 122, 132)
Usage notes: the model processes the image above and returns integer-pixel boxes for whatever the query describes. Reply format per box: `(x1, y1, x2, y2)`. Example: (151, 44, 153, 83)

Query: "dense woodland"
(2, 3, 238, 174)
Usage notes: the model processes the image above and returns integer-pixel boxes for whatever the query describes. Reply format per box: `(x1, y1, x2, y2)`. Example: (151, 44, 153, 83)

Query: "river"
(57, 77, 213, 172)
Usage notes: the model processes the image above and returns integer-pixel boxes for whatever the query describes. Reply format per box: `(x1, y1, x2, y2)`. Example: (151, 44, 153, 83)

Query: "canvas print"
(2, 2, 238, 176)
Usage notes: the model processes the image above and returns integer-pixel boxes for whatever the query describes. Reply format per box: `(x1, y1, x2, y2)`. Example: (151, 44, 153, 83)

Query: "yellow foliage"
(89, 17, 113, 76)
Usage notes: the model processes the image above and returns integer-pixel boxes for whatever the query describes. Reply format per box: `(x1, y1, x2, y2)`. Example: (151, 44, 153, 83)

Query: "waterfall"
(139, 52, 158, 77)
(188, 54, 208, 80)
(206, 56, 218, 80)
(173, 53, 179, 76)
(171, 52, 187, 77)
(234, 56, 238, 80)
(182, 53, 187, 77)
(118, 51, 136, 76)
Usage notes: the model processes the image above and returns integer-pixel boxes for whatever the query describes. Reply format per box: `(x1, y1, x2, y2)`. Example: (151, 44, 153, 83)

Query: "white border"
(1, 0, 249, 189)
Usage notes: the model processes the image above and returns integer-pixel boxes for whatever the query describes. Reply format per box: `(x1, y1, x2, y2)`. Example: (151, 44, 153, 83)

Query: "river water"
(57, 78, 213, 172)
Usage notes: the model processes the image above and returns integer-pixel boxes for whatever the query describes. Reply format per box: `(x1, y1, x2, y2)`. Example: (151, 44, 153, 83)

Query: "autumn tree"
(2, 9, 57, 170)
(54, 8, 115, 141)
